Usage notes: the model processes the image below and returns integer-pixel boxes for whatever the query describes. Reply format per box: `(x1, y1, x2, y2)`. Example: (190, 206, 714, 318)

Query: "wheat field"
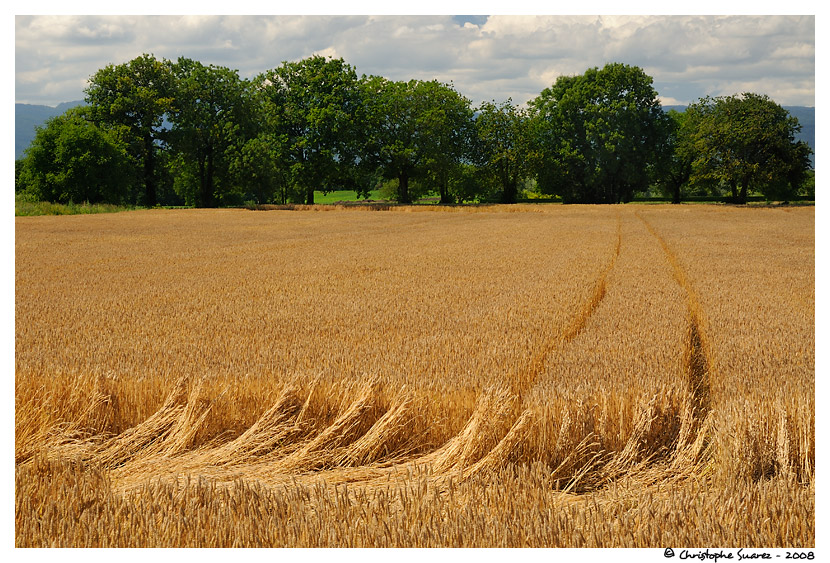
(14, 204, 814, 548)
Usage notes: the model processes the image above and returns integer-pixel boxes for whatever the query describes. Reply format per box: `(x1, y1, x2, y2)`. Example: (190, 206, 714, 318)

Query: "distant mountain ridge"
(15, 101, 815, 163)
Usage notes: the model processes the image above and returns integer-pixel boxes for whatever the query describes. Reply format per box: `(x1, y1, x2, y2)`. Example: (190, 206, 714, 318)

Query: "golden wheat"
(15, 204, 814, 547)
(637, 206, 814, 485)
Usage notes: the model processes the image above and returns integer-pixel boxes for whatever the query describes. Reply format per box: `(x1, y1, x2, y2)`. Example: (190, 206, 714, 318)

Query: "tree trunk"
(305, 186, 315, 205)
(729, 179, 739, 202)
(197, 157, 207, 208)
(205, 150, 215, 208)
(198, 150, 215, 208)
(143, 133, 157, 207)
(500, 181, 517, 203)
(606, 176, 618, 204)
(398, 172, 411, 204)
(500, 165, 517, 203)
(438, 178, 452, 204)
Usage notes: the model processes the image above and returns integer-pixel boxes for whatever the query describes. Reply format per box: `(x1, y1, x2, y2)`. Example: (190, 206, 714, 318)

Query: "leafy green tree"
(232, 84, 295, 204)
(417, 81, 475, 204)
(360, 77, 421, 204)
(151, 145, 186, 207)
(529, 63, 670, 203)
(799, 170, 815, 200)
(447, 162, 490, 203)
(167, 58, 255, 207)
(258, 56, 363, 205)
(475, 99, 532, 204)
(228, 133, 290, 204)
(685, 93, 813, 203)
(85, 53, 174, 206)
(360, 77, 474, 204)
(15, 159, 25, 193)
(17, 107, 134, 204)
(653, 109, 695, 203)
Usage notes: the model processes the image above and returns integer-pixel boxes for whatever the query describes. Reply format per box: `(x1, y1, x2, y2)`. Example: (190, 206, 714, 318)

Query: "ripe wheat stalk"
(15, 205, 814, 547)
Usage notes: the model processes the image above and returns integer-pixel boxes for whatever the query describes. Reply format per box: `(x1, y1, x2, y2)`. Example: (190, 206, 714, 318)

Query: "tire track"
(635, 211, 712, 445)
(424, 212, 623, 480)
(518, 212, 623, 395)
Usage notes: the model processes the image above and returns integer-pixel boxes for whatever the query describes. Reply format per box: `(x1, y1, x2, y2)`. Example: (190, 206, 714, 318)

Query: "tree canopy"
(652, 109, 695, 204)
(18, 107, 134, 204)
(259, 56, 363, 205)
(84, 53, 174, 206)
(475, 99, 532, 204)
(360, 77, 475, 204)
(684, 93, 813, 203)
(166, 58, 254, 207)
(529, 63, 671, 203)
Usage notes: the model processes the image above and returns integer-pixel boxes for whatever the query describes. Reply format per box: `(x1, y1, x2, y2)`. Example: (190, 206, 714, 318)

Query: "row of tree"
(16, 54, 814, 207)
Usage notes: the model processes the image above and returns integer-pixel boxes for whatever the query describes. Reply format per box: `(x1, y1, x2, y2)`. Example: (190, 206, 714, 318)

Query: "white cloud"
(312, 47, 341, 60)
(657, 95, 686, 107)
(14, 14, 816, 107)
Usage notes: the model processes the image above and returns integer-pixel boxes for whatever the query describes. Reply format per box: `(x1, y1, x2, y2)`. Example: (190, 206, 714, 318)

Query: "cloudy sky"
(13, 6, 817, 108)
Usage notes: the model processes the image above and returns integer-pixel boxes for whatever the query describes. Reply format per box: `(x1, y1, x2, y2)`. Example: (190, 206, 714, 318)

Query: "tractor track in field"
(636, 210, 712, 427)
(516, 212, 623, 396)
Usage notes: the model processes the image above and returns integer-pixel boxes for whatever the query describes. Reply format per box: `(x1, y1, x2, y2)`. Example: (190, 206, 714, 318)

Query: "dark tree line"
(16, 56, 814, 207)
